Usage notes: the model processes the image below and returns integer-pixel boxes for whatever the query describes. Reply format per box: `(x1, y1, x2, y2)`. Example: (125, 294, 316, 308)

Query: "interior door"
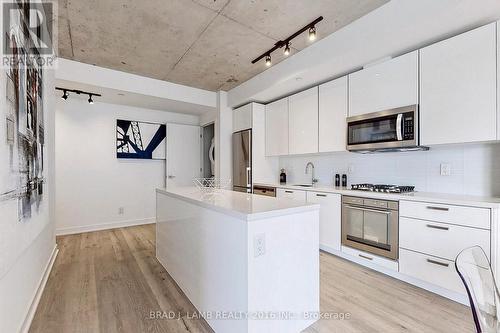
(166, 123, 201, 188)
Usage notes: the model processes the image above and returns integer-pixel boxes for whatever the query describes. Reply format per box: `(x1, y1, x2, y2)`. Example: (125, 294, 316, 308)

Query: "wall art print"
(116, 119, 166, 160)
(1, 1, 46, 222)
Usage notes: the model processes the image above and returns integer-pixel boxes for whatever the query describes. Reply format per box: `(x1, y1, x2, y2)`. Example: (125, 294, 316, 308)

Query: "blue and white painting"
(116, 119, 166, 160)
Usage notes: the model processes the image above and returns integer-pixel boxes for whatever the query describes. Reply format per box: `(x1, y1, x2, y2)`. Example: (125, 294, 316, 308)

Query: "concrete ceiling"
(57, 0, 389, 92)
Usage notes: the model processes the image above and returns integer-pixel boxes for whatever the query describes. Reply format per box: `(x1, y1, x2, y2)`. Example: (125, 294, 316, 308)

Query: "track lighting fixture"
(56, 87, 102, 103)
(284, 42, 291, 56)
(252, 16, 323, 67)
(265, 54, 272, 67)
(308, 26, 317, 41)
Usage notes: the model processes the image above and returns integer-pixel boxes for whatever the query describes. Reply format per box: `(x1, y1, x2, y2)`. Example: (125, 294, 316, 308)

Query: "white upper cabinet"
(319, 76, 348, 152)
(348, 51, 418, 117)
(420, 23, 497, 145)
(233, 104, 252, 132)
(265, 97, 289, 156)
(289, 87, 319, 155)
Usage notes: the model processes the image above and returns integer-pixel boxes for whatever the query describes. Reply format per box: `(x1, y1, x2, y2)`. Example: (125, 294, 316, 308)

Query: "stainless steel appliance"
(347, 105, 428, 153)
(351, 184, 415, 193)
(232, 129, 252, 193)
(342, 196, 399, 260)
(253, 185, 276, 197)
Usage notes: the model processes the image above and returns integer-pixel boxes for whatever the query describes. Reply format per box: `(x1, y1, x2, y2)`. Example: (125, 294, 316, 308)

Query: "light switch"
(440, 163, 451, 176)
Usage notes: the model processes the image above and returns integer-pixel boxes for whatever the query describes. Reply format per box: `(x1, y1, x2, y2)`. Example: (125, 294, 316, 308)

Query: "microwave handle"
(396, 114, 403, 141)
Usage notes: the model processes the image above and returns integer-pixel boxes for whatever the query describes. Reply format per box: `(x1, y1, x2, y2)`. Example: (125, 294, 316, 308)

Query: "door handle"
(426, 206, 449, 211)
(426, 258, 449, 267)
(426, 224, 449, 231)
(344, 204, 391, 215)
(285, 190, 294, 193)
(316, 194, 327, 197)
(359, 254, 373, 261)
(396, 114, 403, 141)
(246, 167, 251, 187)
(168, 175, 176, 179)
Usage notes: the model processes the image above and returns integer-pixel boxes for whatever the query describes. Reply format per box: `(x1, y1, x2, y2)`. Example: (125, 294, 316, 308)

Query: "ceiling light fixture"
(284, 42, 291, 56)
(265, 54, 272, 67)
(308, 26, 317, 41)
(251, 16, 323, 67)
(55, 87, 102, 103)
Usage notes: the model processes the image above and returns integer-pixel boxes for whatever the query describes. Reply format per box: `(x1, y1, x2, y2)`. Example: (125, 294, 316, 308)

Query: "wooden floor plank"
(29, 224, 474, 333)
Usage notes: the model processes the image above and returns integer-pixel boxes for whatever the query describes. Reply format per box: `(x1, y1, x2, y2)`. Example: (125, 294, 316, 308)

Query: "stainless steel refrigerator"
(232, 129, 252, 193)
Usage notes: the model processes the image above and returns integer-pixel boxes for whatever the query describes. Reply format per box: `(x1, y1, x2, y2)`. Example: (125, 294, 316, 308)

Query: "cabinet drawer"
(399, 248, 465, 294)
(341, 246, 398, 271)
(400, 200, 490, 229)
(276, 188, 307, 202)
(400, 217, 490, 261)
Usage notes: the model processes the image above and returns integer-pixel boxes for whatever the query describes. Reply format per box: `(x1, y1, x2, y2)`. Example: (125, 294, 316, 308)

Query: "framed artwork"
(116, 119, 166, 160)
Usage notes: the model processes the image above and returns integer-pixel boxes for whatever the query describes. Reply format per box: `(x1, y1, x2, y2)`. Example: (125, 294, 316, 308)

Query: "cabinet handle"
(359, 254, 373, 261)
(426, 206, 449, 212)
(426, 259, 449, 267)
(426, 224, 449, 231)
(316, 194, 327, 197)
(285, 190, 294, 193)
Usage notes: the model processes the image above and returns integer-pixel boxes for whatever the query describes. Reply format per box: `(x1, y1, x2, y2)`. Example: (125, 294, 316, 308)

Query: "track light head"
(88, 94, 94, 104)
(308, 26, 317, 41)
(284, 42, 291, 56)
(62, 90, 68, 100)
(265, 54, 272, 67)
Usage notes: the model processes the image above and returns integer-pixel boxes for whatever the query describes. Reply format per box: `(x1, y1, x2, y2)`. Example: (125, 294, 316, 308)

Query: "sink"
(293, 184, 314, 188)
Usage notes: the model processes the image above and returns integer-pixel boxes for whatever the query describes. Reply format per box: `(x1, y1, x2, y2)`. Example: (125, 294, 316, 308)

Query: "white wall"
(215, 91, 232, 184)
(55, 97, 199, 235)
(0, 69, 56, 332)
(280, 144, 500, 197)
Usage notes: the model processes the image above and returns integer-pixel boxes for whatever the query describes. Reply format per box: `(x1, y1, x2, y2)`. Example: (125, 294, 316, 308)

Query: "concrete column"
(215, 91, 232, 185)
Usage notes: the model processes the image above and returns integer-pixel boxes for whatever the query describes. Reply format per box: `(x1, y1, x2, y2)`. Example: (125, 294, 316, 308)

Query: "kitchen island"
(156, 187, 320, 333)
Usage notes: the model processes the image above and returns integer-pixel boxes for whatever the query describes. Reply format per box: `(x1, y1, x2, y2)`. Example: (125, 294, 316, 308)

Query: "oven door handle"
(344, 204, 392, 215)
(396, 114, 403, 141)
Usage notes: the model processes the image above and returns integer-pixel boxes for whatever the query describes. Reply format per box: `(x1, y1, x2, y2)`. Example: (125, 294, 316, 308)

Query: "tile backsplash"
(279, 143, 500, 197)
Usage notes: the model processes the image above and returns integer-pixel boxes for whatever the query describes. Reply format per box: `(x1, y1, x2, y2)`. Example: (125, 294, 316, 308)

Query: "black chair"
(455, 246, 500, 332)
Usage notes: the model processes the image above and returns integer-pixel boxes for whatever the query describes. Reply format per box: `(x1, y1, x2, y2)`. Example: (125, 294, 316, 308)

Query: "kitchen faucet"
(305, 162, 318, 185)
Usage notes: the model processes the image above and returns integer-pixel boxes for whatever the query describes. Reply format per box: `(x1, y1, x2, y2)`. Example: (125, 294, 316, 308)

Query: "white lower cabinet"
(400, 217, 490, 261)
(399, 249, 465, 294)
(306, 191, 341, 252)
(276, 188, 306, 202)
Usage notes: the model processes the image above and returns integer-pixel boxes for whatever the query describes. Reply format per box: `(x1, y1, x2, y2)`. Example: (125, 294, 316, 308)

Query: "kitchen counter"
(156, 187, 319, 221)
(156, 187, 320, 333)
(254, 183, 500, 208)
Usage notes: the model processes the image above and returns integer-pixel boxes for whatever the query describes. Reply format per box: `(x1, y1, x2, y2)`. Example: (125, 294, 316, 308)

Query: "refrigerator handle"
(246, 167, 251, 187)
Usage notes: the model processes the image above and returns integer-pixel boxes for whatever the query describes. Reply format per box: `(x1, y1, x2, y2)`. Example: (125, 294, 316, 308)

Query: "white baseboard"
(56, 218, 156, 236)
(20, 245, 59, 333)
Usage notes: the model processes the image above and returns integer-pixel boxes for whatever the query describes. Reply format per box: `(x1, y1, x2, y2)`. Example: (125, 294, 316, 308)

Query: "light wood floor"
(30, 224, 474, 333)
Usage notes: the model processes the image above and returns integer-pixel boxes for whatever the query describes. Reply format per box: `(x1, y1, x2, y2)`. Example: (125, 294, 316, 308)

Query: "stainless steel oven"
(342, 196, 399, 260)
(347, 105, 427, 153)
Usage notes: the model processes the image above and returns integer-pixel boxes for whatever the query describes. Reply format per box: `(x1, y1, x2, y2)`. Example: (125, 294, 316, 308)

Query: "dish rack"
(193, 178, 232, 194)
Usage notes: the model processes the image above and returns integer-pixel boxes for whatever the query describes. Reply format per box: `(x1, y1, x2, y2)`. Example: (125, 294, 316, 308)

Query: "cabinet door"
(420, 23, 497, 145)
(276, 188, 306, 202)
(265, 98, 289, 156)
(306, 192, 341, 252)
(289, 87, 319, 154)
(349, 51, 418, 117)
(233, 103, 252, 132)
(319, 77, 348, 152)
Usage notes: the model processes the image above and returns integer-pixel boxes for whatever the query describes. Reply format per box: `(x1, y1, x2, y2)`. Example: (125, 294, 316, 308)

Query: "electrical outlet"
(253, 233, 266, 258)
(440, 163, 451, 176)
(118, 207, 125, 215)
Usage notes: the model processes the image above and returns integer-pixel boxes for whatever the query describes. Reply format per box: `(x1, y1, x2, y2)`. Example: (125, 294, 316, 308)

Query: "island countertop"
(156, 187, 319, 221)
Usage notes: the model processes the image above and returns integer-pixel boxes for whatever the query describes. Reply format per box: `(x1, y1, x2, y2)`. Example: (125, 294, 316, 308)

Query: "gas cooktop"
(351, 184, 415, 193)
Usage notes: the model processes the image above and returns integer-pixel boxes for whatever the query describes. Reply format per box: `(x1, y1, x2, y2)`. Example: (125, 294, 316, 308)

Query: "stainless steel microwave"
(346, 105, 428, 153)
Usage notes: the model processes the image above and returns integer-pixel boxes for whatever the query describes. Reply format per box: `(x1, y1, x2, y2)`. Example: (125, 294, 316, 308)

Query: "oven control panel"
(402, 112, 415, 140)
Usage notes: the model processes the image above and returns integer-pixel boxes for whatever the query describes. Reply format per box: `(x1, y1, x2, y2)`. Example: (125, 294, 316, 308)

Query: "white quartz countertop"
(156, 187, 320, 221)
(255, 183, 500, 209)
